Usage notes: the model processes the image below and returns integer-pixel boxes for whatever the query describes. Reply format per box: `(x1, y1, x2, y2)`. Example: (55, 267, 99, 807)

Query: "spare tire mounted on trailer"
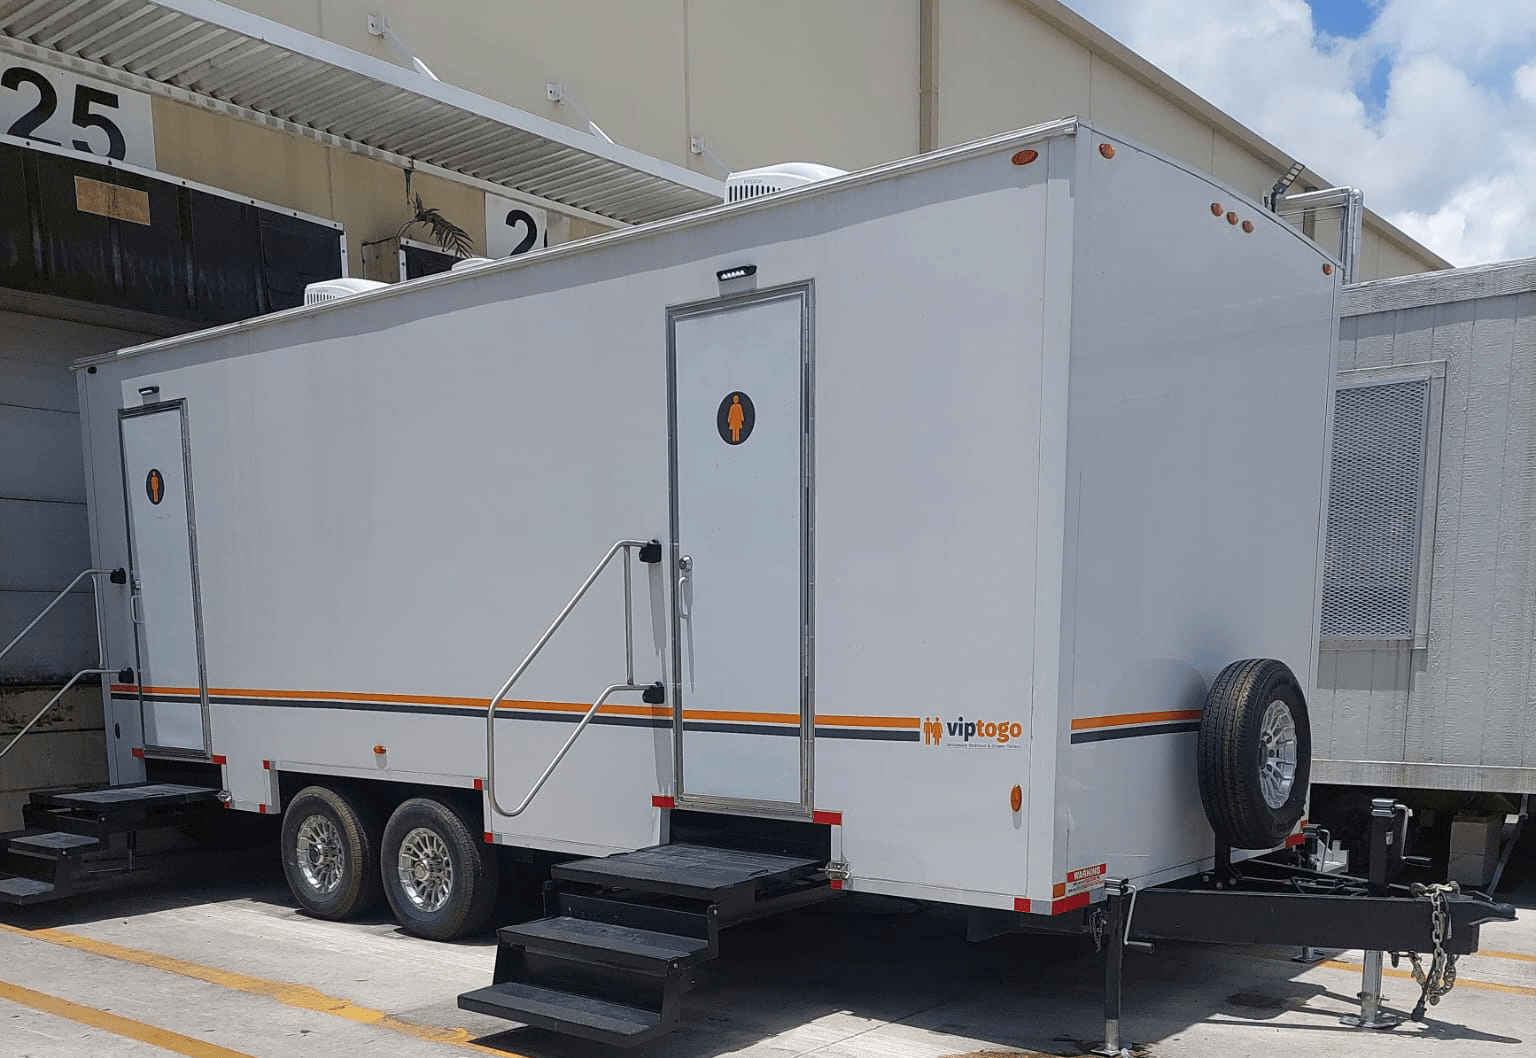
(1197, 658, 1311, 850)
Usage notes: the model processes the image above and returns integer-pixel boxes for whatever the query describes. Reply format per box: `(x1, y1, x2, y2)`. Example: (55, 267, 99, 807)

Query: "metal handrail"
(1, 566, 125, 765)
(485, 539, 657, 817)
(0, 667, 115, 762)
(0, 567, 121, 666)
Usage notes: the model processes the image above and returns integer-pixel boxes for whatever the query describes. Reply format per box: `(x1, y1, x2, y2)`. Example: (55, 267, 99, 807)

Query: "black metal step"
(458, 981, 663, 1046)
(30, 783, 219, 812)
(553, 843, 821, 901)
(6, 831, 103, 860)
(503, 916, 712, 973)
(0, 875, 57, 905)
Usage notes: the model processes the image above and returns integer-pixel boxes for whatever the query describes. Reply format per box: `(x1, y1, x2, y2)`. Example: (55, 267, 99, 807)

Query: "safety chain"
(1399, 881, 1459, 1021)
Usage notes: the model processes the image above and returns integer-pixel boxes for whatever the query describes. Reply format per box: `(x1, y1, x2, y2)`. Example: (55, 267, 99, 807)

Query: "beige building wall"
(138, 2, 1455, 283)
(191, 1, 1444, 280)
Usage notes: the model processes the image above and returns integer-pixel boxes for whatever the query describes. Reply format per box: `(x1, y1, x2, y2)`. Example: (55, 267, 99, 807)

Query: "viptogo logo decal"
(921, 715, 1024, 748)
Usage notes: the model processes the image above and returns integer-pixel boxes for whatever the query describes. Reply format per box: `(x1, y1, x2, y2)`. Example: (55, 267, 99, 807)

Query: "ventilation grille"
(1321, 379, 1431, 638)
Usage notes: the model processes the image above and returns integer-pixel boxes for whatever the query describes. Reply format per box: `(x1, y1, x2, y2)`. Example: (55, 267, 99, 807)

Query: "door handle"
(677, 555, 692, 620)
(129, 593, 145, 624)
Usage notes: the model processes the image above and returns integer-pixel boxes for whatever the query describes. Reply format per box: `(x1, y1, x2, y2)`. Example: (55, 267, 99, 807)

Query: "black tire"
(380, 797, 500, 940)
(1197, 658, 1312, 850)
(280, 785, 383, 919)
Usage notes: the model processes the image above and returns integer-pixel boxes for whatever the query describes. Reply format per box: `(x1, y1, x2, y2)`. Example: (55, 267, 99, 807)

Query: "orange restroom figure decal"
(716, 391, 755, 445)
(145, 468, 165, 505)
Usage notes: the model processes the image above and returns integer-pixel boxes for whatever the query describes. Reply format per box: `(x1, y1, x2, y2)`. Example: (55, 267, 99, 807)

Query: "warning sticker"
(1064, 863, 1107, 897)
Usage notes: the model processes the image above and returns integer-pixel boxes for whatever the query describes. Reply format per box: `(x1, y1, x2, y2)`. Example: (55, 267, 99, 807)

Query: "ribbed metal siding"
(1320, 379, 1430, 638)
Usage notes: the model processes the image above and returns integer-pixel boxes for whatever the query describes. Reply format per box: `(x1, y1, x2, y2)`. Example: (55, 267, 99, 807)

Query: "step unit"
(458, 842, 836, 1046)
(0, 783, 220, 906)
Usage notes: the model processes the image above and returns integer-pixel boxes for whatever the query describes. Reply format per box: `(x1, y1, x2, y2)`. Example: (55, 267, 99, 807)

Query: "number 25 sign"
(1, 63, 156, 169)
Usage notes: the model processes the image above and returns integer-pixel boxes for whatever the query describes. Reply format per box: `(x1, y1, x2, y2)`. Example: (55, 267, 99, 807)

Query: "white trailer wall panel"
(1314, 260, 1536, 793)
(76, 121, 1341, 910)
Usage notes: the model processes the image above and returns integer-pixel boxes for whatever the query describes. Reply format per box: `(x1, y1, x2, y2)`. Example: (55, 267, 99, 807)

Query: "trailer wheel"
(280, 785, 383, 920)
(1197, 658, 1311, 849)
(381, 797, 500, 940)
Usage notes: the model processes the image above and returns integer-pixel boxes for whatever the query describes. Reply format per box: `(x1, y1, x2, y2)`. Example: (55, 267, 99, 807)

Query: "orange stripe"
(119, 684, 924, 730)
(1071, 709, 1203, 732)
(813, 714, 922, 730)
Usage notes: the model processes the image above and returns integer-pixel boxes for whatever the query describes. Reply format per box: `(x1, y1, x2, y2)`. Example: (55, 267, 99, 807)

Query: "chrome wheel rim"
(397, 827, 453, 912)
(1258, 699, 1299, 809)
(295, 815, 344, 894)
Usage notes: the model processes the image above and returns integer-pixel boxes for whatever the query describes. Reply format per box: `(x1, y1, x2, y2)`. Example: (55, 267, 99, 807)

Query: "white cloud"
(1062, 0, 1536, 266)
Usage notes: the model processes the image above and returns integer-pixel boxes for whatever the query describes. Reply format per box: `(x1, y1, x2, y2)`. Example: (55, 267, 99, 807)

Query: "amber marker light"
(1242, 220, 1255, 233)
(1226, 211, 1240, 225)
(373, 744, 386, 755)
(1210, 202, 1223, 216)
(1323, 263, 1335, 275)
(1098, 142, 1116, 159)
(1010, 785, 1023, 812)
(1011, 149, 1039, 166)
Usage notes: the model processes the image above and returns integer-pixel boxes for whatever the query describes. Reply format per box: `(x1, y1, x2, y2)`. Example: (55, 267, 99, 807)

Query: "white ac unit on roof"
(303, 277, 388, 306)
(724, 162, 846, 203)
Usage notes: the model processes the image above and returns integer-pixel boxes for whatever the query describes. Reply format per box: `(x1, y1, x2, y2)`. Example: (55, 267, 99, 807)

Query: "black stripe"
(1071, 721, 1201, 744)
(115, 693, 918, 741)
(814, 728, 921, 742)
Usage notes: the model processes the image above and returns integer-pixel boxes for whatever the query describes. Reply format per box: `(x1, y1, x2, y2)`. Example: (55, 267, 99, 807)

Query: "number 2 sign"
(1, 63, 156, 168)
(485, 192, 547, 259)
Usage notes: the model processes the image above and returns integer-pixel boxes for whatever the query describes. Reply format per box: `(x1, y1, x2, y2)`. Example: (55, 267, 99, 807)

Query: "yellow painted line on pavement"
(1316, 958, 1536, 998)
(0, 978, 259, 1058)
(1479, 949, 1536, 964)
(0, 922, 523, 1055)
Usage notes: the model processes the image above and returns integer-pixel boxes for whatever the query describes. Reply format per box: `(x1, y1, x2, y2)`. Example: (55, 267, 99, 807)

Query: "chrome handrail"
(1, 566, 125, 765)
(0, 567, 121, 666)
(0, 667, 116, 762)
(485, 540, 656, 818)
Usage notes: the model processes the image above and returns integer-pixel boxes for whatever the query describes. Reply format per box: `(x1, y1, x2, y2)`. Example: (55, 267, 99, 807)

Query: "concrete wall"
(1314, 261, 1536, 793)
(0, 684, 106, 827)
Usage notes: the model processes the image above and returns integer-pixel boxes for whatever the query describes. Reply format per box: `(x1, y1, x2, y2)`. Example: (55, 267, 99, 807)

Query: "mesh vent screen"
(1321, 379, 1430, 638)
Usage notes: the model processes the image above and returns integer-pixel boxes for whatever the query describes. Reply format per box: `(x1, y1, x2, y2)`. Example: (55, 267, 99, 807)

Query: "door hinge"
(642, 682, 666, 705)
(638, 540, 662, 564)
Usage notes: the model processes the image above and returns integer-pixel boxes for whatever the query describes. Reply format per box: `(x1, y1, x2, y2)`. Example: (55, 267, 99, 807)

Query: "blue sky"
(1306, 0, 1377, 40)
(1063, 0, 1536, 266)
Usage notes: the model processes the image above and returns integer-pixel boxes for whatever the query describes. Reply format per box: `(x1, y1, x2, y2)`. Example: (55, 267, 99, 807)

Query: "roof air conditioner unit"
(303, 277, 388, 305)
(724, 162, 846, 203)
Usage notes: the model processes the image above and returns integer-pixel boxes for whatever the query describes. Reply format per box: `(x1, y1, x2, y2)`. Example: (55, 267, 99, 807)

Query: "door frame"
(665, 281, 815, 818)
(118, 398, 212, 759)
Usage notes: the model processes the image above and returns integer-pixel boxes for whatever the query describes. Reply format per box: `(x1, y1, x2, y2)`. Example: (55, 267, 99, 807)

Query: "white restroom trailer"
(71, 119, 1343, 927)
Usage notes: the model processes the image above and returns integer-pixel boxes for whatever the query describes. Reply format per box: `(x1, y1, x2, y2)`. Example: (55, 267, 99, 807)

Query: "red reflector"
(1052, 891, 1091, 914)
(211, 754, 227, 766)
(1014, 897, 1030, 913)
(258, 804, 267, 814)
(652, 795, 675, 809)
(130, 747, 144, 759)
(484, 832, 494, 844)
(473, 778, 484, 791)
(829, 879, 844, 890)
(1285, 831, 1305, 848)
(262, 760, 271, 770)
(812, 810, 842, 826)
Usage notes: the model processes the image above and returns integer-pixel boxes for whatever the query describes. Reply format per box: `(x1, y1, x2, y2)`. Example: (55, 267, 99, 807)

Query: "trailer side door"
(120, 401, 210, 757)
(668, 285, 812, 813)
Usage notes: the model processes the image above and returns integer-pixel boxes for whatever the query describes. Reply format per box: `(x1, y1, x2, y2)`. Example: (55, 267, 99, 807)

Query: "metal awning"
(0, 0, 724, 225)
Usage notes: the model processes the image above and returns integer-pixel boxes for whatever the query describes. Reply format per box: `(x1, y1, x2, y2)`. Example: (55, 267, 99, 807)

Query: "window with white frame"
(1320, 366, 1442, 643)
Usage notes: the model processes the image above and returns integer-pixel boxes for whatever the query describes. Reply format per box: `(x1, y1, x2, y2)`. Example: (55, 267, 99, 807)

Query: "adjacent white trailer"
(39, 118, 1513, 1045)
(1311, 259, 1536, 883)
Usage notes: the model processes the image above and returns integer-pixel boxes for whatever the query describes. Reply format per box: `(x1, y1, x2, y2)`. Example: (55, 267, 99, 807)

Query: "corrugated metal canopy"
(0, 0, 724, 224)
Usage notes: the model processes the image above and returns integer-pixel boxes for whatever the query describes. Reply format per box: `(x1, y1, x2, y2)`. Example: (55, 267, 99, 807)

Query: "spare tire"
(1198, 658, 1311, 849)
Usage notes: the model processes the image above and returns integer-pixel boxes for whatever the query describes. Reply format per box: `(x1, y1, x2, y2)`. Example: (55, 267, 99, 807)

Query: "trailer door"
(120, 402, 209, 756)
(668, 286, 812, 812)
